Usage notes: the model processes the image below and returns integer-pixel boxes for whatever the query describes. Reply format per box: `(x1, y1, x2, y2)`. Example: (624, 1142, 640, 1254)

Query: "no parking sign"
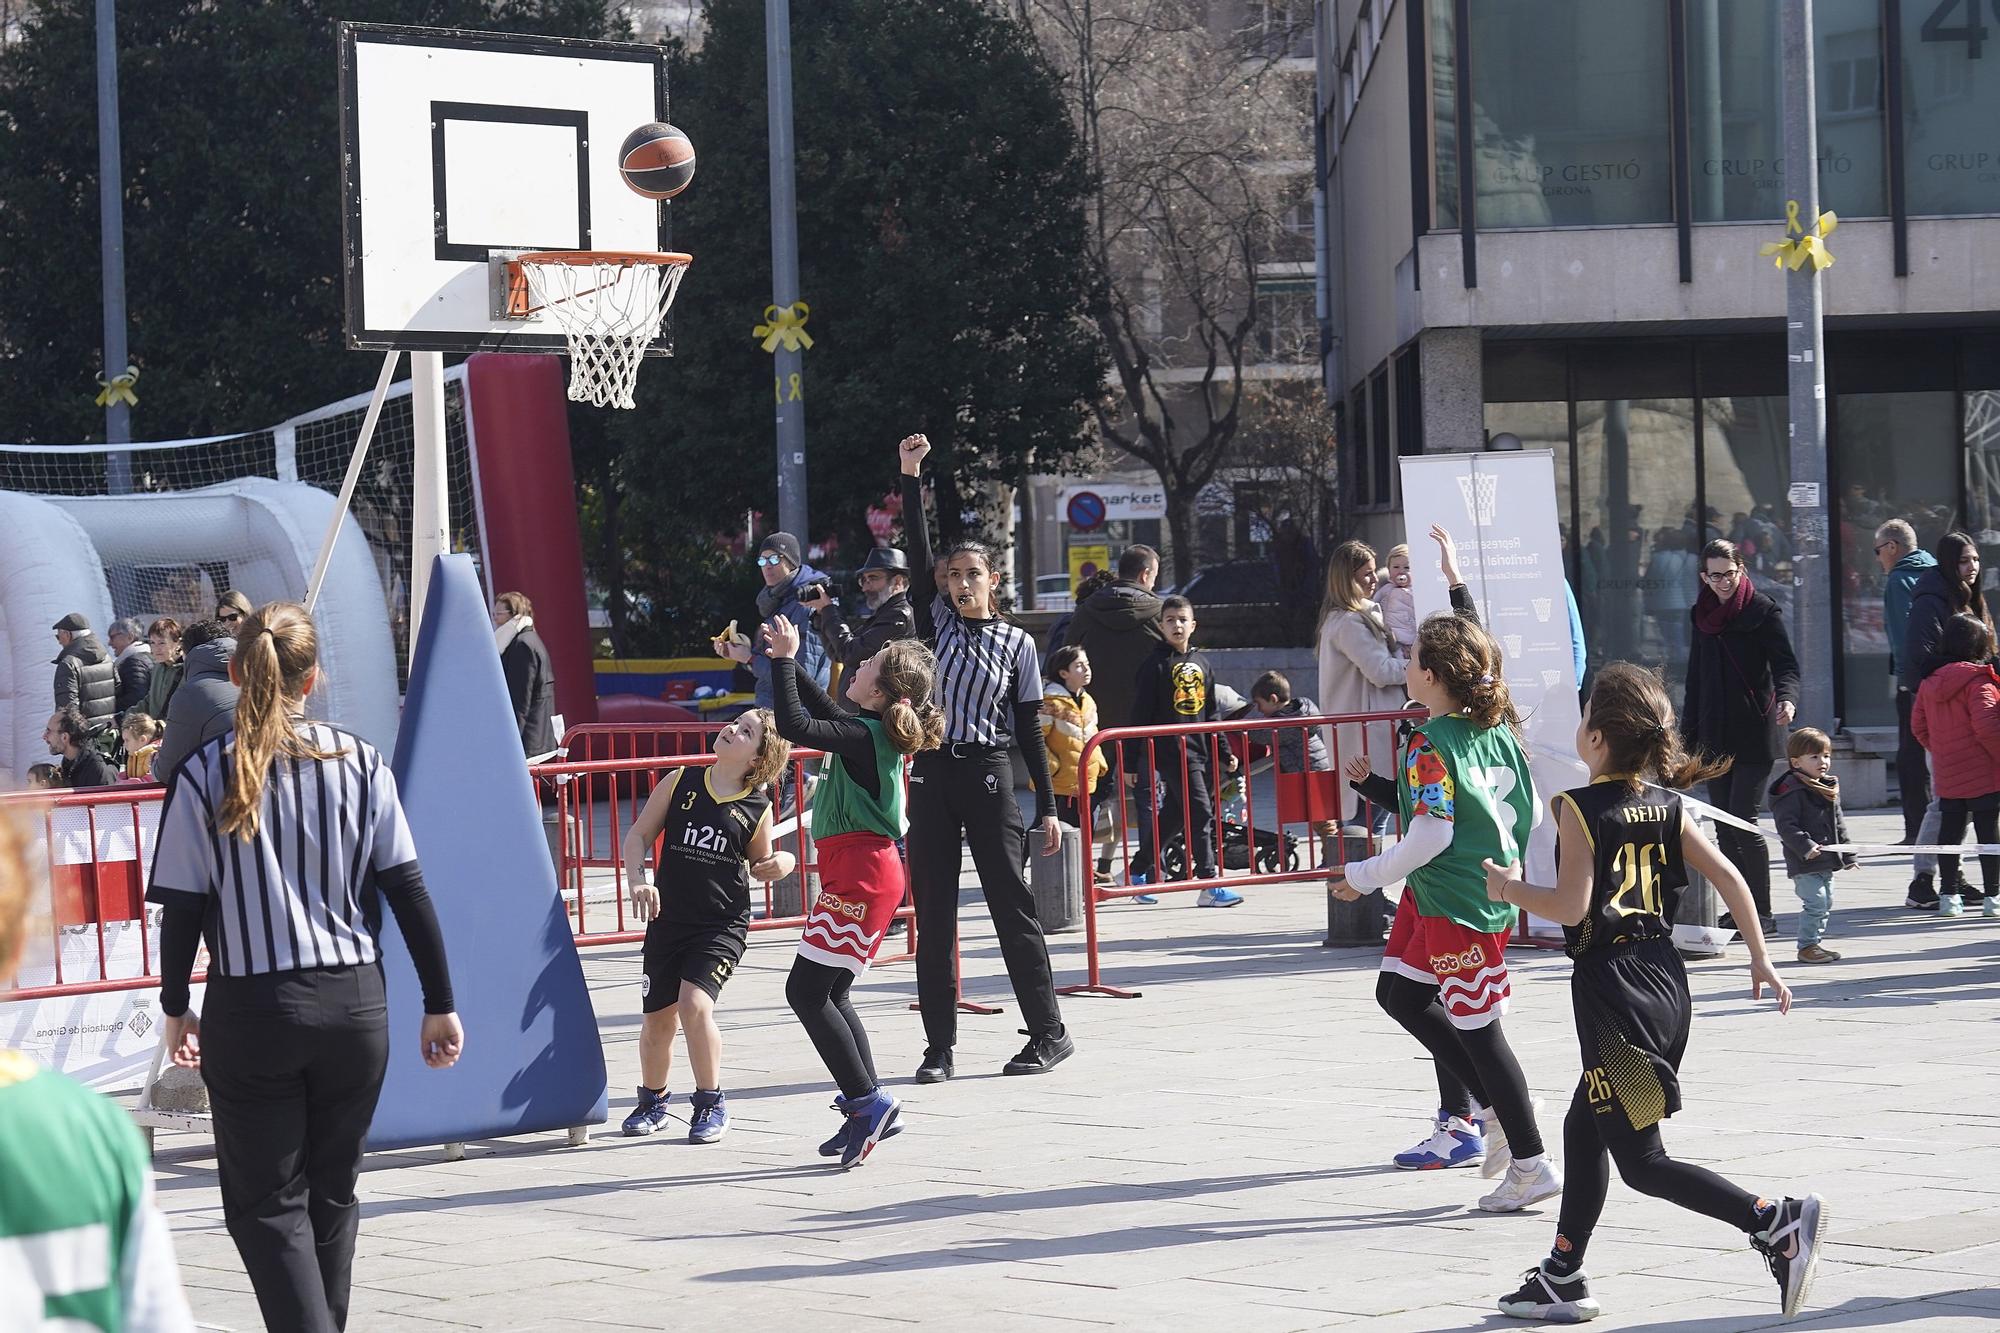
(1066, 490, 1107, 531)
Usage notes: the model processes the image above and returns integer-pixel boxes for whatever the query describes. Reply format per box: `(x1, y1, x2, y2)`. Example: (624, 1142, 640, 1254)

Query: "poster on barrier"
(1399, 450, 1588, 939)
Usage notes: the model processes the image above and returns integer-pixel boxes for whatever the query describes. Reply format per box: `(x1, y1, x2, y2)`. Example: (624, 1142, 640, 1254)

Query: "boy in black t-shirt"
(1130, 597, 1240, 905)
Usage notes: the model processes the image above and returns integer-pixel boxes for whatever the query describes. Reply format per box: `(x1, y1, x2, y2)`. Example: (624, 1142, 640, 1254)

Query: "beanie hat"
(758, 532, 803, 568)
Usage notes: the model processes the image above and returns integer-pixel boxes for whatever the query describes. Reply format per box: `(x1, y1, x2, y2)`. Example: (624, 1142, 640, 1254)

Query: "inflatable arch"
(0, 478, 399, 779)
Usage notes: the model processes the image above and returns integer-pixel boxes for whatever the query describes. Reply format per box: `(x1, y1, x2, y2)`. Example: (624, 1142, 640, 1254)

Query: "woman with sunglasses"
(1680, 538, 1801, 936)
(215, 589, 254, 631)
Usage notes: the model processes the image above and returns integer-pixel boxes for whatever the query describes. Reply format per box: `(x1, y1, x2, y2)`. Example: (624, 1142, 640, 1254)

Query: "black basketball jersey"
(654, 769, 772, 926)
(1553, 780, 1686, 960)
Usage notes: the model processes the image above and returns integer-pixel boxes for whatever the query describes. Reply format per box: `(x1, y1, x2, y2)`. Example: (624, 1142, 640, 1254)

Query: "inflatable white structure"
(0, 478, 399, 779)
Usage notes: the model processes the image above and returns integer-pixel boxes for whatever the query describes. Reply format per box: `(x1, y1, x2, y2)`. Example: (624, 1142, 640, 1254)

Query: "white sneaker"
(1940, 894, 1964, 918)
(1476, 1097, 1545, 1180)
(1479, 1156, 1564, 1212)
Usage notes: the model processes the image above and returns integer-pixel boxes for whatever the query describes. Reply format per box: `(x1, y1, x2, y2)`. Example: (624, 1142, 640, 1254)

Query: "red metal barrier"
(1064, 706, 1424, 999)
(1, 785, 185, 1001)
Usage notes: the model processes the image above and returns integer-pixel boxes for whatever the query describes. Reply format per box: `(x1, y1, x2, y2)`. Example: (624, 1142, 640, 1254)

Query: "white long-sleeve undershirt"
(1342, 813, 1454, 892)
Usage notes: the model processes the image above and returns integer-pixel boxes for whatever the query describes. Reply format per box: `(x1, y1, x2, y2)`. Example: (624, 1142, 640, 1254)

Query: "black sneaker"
(1002, 1028, 1075, 1076)
(1496, 1264, 1600, 1322)
(1752, 1194, 1828, 1317)
(1906, 873, 1939, 910)
(914, 1047, 954, 1084)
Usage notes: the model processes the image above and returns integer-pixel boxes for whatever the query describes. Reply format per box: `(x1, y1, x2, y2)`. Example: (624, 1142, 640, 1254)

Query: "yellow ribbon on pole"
(753, 301, 814, 354)
(1758, 200, 1838, 272)
(93, 364, 140, 408)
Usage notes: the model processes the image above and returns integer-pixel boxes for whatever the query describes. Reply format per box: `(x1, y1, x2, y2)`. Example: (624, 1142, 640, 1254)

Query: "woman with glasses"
(1681, 539, 1801, 936)
(215, 589, 253, 630)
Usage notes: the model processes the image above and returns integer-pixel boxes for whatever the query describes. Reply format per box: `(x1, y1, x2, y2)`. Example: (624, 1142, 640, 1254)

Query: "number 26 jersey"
(1553, 779, 1685, 960)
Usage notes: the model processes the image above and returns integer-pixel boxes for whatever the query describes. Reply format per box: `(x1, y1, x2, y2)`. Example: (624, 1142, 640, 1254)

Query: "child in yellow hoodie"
(1041, 645, 1112, 884)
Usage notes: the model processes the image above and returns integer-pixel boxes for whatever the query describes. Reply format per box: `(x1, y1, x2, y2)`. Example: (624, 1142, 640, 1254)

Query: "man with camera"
(804, 547, 918, 689)
(715, 531, 831, 708)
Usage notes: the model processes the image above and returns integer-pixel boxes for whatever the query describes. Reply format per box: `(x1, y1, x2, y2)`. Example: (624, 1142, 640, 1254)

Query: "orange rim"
(514, 250, 691, 267)
(505, 251, 691, 317)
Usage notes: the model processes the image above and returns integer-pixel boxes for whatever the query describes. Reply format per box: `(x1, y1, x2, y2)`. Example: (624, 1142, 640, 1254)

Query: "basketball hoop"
(505, 250, 691, 409)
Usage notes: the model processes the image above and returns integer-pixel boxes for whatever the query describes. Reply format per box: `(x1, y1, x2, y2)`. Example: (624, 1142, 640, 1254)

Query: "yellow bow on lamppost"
(94, 364, 140, 408)
(1758, 200, 1838, 272)
(753, 301, 814, 353)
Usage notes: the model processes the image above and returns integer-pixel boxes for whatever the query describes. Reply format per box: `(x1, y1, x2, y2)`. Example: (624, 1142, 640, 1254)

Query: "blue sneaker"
(818, 1095, 907, 1157)
(1130, 872, 1159, 905)
(1196, 886, 1244, 907)
(688, 1089, 729, 1144)
(840, 1089, 902, 1169)
(620, 1086, 672, 1137)
(1393, 1113, 1485, 1170)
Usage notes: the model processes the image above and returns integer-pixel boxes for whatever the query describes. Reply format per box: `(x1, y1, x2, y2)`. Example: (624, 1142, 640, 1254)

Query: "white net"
(0, 366, 485, 686)
(519, 253, 689, 410)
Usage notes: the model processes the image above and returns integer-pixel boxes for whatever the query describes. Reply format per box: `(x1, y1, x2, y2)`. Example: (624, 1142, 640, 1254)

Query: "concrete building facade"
(1314, 0, 2000, 731)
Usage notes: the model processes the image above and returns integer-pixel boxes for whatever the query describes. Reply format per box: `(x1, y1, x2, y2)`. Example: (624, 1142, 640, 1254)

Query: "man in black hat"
(804, 547, 917, 682)
(51, 613, 118, 730)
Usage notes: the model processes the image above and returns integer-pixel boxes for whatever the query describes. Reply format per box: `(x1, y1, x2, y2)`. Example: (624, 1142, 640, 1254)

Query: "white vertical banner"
(1399, 450, 1588, 898)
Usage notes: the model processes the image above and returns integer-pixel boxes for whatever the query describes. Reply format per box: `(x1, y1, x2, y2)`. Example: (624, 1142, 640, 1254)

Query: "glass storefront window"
(1684, 0, 1888, 220)
(1432, 0, 1459, 228)
(1834, 391, 1960, 727)
(1485, 398, 1573, 574)
(1962, 388, 2000, 647)
(1900, 1, 2000, 216)
(1700, 394, 1792, 646)
(1465, 0, 1673, 227)
(1575, 399, 1697, 688)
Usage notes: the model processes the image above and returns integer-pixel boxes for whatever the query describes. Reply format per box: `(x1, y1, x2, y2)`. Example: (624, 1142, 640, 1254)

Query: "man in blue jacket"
(717, 531, 830, 709)
(1877, 518, 1937, 898)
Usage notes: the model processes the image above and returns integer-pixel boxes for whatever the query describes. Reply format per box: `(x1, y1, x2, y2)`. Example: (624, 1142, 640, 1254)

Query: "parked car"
(1034, 573, 1074, 612)
(1170, 560, 1280, 605)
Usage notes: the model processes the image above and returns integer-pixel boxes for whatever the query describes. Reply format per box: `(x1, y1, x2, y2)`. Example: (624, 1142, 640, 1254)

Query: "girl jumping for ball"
(765, 616, 945, 1167)
(1482, 662, 1820, 1323)
(619, 711, 794, 1143)
(1331, 613, 1558, 1211)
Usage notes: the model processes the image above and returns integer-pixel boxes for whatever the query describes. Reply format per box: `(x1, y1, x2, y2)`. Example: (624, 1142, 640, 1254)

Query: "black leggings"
(1707, 765, 1773, 917)
(1937, 794, 2000, 898)
(1376, 972, 1542, 1159)
(1554, 1078, 1762, 1265)
(786, 957, 878, 1100)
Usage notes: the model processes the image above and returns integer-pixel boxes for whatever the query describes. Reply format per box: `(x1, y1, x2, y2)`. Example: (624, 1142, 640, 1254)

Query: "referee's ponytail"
(218, 602, 343, 841)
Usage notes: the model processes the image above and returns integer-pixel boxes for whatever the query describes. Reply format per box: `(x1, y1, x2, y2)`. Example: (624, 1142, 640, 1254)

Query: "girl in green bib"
(766, 618, 945, 1168)
(1333, 613, 1558, 1212)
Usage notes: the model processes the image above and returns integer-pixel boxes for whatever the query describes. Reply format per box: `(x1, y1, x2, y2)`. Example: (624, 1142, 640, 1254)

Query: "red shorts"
(797, 832, 905, 976)
(1379, 891, 1513, 1030)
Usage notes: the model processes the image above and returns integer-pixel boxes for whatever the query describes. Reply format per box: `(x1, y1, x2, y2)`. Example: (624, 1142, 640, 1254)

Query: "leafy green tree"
(0, 0, 626, 442)
(592, 0, 1104, 653)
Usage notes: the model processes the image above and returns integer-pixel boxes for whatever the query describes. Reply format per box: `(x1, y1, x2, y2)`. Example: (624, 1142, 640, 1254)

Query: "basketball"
(619, 122, 696, 199)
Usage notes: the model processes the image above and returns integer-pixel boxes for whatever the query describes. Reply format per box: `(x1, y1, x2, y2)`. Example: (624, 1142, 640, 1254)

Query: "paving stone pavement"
(149, 808, 2000, 1330)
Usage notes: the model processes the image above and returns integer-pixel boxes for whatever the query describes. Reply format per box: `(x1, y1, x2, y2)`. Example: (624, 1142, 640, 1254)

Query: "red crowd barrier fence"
(1065, 706, 1424, 999)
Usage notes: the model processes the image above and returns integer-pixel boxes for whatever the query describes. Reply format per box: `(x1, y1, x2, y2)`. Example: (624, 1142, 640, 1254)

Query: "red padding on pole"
(465, 353, 598, 727)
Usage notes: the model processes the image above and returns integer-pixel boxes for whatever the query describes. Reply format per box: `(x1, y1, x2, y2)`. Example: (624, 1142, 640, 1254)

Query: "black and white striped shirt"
(146, 722, 416, 976)
(924, 603, 1043, 746)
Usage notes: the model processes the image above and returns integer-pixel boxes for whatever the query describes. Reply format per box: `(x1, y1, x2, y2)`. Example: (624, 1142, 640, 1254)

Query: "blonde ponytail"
(875, 640, 946, 755)
(216, 602, 343, 840)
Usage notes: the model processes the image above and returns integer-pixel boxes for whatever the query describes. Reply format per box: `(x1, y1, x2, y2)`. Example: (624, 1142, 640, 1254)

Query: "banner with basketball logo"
(1399, 450, 1587, 914)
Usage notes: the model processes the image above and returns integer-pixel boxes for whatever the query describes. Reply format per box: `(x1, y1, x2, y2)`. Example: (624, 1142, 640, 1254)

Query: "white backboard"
(339, 23, 672, 355)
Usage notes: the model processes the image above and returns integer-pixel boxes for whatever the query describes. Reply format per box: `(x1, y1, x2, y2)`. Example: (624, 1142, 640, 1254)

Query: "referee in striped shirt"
(898, 434, 1073, 1082)
(147, 601, 462, 1333)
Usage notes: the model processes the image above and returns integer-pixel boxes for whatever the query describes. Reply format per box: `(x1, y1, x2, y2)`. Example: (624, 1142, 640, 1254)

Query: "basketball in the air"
(619, 122, 695, 199)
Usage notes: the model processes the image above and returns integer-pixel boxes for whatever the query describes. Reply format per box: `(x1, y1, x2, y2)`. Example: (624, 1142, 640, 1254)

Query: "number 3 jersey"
(654, 768, 773, 927)
(1553, 779, 1686, 960)
(1399, 714, 1537, 934)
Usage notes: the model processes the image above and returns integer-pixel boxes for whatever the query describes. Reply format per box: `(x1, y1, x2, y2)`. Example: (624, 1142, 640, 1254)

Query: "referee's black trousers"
(202, 964, 391, 1333)
(908, 749, 1064, 1050)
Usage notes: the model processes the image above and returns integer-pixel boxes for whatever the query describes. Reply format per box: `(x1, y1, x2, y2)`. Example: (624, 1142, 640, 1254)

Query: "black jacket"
(815, 590, 916, 677)
(1681, 591, 1801, 764)
(59, 746, 119, 790)
(1768, 768, 1857, 878)
(501, 627, 558, 757)
(1899, 566, 1981, 695)
(1063, 580, 1165, 730)
(1131, 645, 1218, 767)
(53, 634, 117, 726)
(113, 646, 154, 716)
(156, 639, 239, 779)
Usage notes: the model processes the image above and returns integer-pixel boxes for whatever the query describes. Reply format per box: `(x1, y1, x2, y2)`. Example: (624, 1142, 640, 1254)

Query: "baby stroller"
(1158, 819, 1301, 879)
